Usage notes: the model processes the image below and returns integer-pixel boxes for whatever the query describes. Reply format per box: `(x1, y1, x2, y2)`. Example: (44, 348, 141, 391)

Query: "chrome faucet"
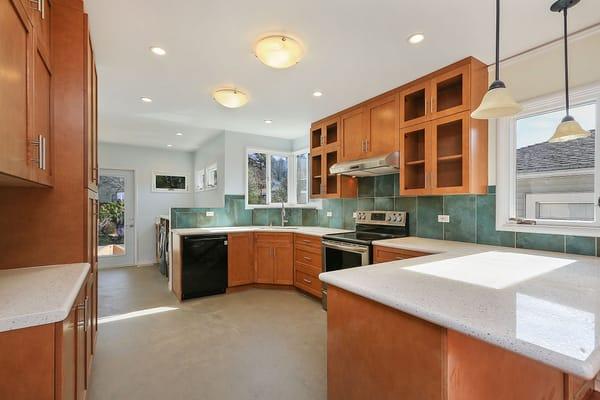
(281, 202, 288, 227)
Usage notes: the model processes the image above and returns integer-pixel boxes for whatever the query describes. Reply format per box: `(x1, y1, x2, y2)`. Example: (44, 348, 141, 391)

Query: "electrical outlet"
(206, 211, 215, 217)
(326, 211, 333, 217)
(352, 212, 357, 218)
(438, 215, 450, 223)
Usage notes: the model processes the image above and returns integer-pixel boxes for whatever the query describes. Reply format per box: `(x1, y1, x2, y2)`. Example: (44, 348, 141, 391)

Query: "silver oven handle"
(322, 240, 369, 254)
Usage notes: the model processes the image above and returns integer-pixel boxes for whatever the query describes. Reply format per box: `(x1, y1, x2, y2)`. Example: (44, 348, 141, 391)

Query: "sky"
(516, 102, 596, 148)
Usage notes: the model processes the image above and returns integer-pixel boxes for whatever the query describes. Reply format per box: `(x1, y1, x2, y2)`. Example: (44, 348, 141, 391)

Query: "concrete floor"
(88, 266, 327, 400)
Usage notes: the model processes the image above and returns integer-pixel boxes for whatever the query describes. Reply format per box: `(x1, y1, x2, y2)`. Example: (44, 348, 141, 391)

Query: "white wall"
(99, 143, 195, 265)
(487, 29, 600, 185)
(194, 133, 226, 208)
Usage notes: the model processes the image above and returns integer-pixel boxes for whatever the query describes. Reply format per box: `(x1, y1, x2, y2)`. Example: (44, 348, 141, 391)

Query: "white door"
(98, 169, 136, 268)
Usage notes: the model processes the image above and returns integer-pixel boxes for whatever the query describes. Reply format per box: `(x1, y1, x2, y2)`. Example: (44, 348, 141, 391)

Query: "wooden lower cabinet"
(327, 286, 596, 400)
(373, 246, 430, 263)
(0, 275, 96, 399)
(293, 234, 323, 298)
(228, 232, 254, 286)
(253, 233, 294, 285)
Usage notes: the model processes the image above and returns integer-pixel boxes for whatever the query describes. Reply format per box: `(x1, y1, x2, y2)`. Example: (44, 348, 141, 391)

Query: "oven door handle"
(322, 240, 369, 254)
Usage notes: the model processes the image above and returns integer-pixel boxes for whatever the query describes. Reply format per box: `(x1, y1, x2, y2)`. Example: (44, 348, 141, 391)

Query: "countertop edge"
(0, 263, 91, 333)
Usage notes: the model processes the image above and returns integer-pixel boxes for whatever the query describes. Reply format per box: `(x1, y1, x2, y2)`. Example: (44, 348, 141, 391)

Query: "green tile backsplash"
(171, 176, 598, 257)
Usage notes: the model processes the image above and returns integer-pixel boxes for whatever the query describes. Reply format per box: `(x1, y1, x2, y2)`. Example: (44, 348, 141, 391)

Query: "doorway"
(98, 169, 136, 268)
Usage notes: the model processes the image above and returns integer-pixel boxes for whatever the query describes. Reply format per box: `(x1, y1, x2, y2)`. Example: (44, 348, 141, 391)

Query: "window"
(152, 172, 188, 192)
(206, 164, 218, 190)
(496, 84, 600, 235)
(246, 148, 312, 207)
(195, 170, 205, 192)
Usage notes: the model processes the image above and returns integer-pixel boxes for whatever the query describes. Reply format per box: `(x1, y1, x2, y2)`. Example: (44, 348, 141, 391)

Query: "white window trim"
(496, 83, 600, 237)
(151, 172, 189, 193)
(245, 147, 320, 209)
(525, 192, 594, 220)
(195, 169, 205, 192)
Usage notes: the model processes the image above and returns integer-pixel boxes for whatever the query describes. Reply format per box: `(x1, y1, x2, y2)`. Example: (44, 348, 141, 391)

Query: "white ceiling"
(85, 0, 600, 151)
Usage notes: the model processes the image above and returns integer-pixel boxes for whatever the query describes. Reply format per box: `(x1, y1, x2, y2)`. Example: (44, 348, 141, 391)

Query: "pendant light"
(471, 0, 522, 119)
(548, 0, 590, 142)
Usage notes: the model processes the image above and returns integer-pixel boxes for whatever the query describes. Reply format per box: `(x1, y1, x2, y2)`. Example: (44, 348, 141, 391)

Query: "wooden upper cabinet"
(85, 18, 98, 192)
(400, 121, 431, 196)
(0, 0, 34, 184)
(400, 81, 430, 128)
(25, 0, 51, 53)
(341, 108, 367, 161)
(430, 64, 470, 120)
(364, 94, 399, 157)
(228, 232, 254, 287)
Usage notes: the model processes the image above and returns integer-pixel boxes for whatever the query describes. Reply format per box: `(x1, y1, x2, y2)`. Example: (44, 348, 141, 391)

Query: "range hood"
(329, 152, 399, 177)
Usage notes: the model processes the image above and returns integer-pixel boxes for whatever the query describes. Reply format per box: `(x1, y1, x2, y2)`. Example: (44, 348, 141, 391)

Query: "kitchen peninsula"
(321, 237, 600, 400)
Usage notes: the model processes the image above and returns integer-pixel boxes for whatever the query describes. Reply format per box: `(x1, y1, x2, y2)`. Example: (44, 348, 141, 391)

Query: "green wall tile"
(374, 174, 397, 197)
(416, 197, 443, 240)
(565, 236, 596, 256)
(358, 177, 375, 198)
(342, 199, 358, 230)
(476, 195, 515, 247)
(285, 208, 302, 226)
(267, 209, 283, 226)
(516, 233, 564, 253)
(357, 198, 374, 211)
(197, 210, 216, 227)
(374, 197, 394, 211)
(319, 208, 330, 228)
(175, 212, 197, 229)
(487, 185, 496, 194)
(395, 197, 416, 236)
(301, 209, 319, 226)
(225, 195, 252, 226)
(252, 209, 268, 226)
(444, 195, 476, 243)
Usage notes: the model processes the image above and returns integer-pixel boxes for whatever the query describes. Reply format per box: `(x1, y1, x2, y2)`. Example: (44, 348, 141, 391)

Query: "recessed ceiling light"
(254, 35, 304, 69)
(264, 120, 273, 124)
(213, 89, 249, 108)
(313, 91, 323, 97)
(167, 144, 173, 148)
(140, 97, 153, 103)
(408, 33, 425, 45)
(176, 132, 183, 136)
(150, 47, 166, 56)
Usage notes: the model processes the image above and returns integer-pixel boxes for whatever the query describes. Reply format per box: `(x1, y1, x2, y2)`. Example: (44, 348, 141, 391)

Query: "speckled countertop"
(0, 263, 90, 333)
(320, 237, 600, 379)
(171, 226, 352, 237)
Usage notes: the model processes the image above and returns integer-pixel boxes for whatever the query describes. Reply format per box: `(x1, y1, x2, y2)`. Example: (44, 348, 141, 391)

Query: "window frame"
(496, 83, 600, 236)
(245, 147, 318, 209)
(151, 172, 189, 193)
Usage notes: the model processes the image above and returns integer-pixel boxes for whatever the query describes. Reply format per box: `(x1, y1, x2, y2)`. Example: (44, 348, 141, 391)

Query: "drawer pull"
(303, 256, 312, 261)
(302, 278, 312, 284)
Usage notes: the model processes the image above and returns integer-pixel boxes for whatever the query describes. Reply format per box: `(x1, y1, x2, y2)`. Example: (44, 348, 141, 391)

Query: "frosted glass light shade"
(213, 89, 248, 108)
(254, 35, 304, 69)
(471, 82, 522, 119)
(548, 117, 591, 142)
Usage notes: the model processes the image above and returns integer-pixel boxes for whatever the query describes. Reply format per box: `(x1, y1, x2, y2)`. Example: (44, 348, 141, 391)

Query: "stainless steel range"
(321, 210, 408, 309)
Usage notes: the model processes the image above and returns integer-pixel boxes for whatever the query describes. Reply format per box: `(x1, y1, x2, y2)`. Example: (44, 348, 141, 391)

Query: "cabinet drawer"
(373, 246, 430, 263)
(294, 269, 322, 298)
(295, 261, 321, 277)
(295, 248, 321, 268)
(294, 234, 322, 251)
(255, 232, 293, 244)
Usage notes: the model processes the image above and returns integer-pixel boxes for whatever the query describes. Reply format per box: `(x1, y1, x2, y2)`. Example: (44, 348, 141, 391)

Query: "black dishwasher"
(181, 235, 228, 300)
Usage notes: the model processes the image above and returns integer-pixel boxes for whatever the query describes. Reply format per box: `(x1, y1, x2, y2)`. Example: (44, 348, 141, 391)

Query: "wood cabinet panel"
(294, 268, 322, 298)
(0, 0, 33, 182)
(58, 303, 77, 400)
(26, 0, 52, 53)
(254, 244, 275, 284)
(373, 246, 429, 263)
(399, 122, 432, 196)
(84, 18, 98, 192)
(294, 233, 321, 252)
(365, 94, 399, 157)
(274, 244, 293, 285)
(399, 81, 430, 128)
(341, 108, 366, 161)
(75, 286, 85, 400)
(430, 64, 470, 120)
(295, 247, 321, 269)
(30, 43, 53, 185)
(228, 232, 254, 287)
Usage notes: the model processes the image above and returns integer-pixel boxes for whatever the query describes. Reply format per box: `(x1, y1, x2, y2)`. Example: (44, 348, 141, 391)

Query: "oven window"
(325, 246, 366, 271)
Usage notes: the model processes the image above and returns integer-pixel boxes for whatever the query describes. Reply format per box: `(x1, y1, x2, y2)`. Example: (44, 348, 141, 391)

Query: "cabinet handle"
(31, 135, 45, 170)
(365, 138, 369, 152)
(303, 256, 312, 262)
(30, 0, 44, 18)
(303, 278, 312, 284)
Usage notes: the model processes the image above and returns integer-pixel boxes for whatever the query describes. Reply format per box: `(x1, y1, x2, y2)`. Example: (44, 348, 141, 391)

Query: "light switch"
(206, 211, 215, 217)
(352, 212, 357, 218)
(438, 215, 450, 223)
(326, 211, 333, 217)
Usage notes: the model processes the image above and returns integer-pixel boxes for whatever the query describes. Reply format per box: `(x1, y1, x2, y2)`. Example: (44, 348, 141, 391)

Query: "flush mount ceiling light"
(213, 89, 249, 108)
(150, 47, 166, 56)
(254, 35, 304, 69)
(167, 144, 173, 148)
(176, 132, 183, 136)
(407, 33, 425, 45)
(140, 97, 153, 103)
(471, 0, 522, 119)
(264, 119, 273, 124)
(548, 0, 590, 143)
(313, 91, 323, 97)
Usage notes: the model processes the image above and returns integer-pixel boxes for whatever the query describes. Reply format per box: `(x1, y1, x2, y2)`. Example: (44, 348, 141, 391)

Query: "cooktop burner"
(324, 231, 401, 245)
(322, 211, 409, 246)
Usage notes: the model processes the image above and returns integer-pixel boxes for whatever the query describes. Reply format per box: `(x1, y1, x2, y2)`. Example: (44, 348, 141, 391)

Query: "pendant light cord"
(495, 0, 500, 81)
(563, 7, 570, 115)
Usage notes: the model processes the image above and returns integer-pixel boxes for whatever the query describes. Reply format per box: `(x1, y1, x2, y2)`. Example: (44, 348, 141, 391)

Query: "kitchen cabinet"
(85, 18, 98, 192)
(228, 232, 254, 286)
(26, 0, 51, 53)
(254, 233, 293, 285)
(364, 94, 399, 157)
(341, 108, 367, 161)
(373, 246, 429, 263)
(310, 117, 357, 199)
(400, 111, 487, 195)
(293, 234, 322, 298)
